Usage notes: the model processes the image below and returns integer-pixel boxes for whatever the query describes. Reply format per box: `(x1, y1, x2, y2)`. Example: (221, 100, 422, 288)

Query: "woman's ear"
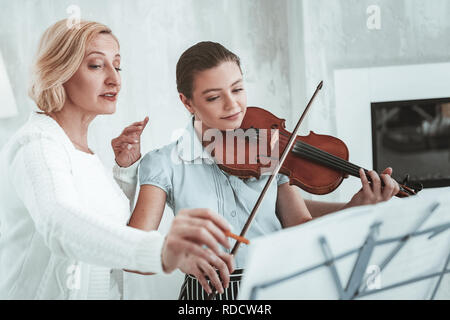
(179, 93, 194, 115)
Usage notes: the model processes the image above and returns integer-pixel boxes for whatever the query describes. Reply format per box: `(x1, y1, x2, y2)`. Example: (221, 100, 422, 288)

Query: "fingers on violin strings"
(393, 180, 400, 197)
(359, 169, 371, 195)
(381, 174, 394, 200)
(384, 167, 400, 196)
(368, 170, 382, 197)
(387, 175, 400, 198)
(381, 167, 393, 176)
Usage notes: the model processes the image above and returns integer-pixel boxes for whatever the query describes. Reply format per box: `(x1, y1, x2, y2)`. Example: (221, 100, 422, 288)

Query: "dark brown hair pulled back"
(176, 41, 242, 99)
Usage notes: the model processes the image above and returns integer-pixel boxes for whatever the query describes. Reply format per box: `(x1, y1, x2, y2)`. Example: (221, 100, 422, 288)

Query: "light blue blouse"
(139, 119, 289, 268)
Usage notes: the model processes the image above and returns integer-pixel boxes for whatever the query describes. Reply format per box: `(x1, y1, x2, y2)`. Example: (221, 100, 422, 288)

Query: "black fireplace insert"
(371, 98, 450, 189)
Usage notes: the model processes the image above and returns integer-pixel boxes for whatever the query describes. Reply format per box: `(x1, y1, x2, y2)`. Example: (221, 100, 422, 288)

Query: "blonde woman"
(0, 20, 234, 299)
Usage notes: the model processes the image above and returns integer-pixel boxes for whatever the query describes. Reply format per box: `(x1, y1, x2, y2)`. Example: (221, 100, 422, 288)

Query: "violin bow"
(206, 81, 324, 300)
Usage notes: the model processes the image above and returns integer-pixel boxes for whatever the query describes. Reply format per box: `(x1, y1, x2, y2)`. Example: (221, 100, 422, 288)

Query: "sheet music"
(238, 187, 450, 299)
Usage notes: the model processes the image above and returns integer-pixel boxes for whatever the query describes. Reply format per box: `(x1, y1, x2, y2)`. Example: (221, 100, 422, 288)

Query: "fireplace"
(371, 98, 450, 189)
(334, 62, 450, 201)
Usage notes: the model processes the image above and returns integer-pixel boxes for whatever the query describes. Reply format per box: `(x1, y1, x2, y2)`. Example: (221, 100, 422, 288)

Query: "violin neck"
(292, 140, 415, 196)
(292, 140, 366, 179)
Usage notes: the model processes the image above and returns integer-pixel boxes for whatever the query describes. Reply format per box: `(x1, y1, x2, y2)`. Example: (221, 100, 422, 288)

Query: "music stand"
(238, 187, 450, 300)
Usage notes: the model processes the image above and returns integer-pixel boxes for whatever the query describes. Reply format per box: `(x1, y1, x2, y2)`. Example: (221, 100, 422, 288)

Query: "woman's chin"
(98, 105, 116, 115)
(227, 119, 244, 130)
(94, 98, 117, 115)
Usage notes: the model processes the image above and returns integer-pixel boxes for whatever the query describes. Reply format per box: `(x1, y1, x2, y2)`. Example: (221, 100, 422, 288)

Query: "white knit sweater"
(0, 112, 165, 299)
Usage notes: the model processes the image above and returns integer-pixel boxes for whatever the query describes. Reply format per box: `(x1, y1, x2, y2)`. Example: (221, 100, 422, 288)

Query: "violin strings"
(292, 141, 410, 194)
(288, 137, 362, 175)
(251, 130, 362, 176)
(275, 133, 359, 174)
(243, 130, 411, 194)
(251, 129, 383, 179)
(293, 142, 361, 177)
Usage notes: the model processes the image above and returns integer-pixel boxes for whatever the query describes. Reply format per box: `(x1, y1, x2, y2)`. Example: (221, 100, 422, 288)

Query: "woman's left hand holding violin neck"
(346, 167, 400, 208)
(112, 117, 149, 167)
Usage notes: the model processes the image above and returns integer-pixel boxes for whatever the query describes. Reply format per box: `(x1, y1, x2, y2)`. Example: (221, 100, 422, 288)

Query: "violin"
(214, 107, 422, 198)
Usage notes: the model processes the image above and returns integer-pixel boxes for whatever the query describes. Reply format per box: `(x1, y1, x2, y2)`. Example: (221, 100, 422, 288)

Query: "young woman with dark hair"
(122, 41, 399, 300)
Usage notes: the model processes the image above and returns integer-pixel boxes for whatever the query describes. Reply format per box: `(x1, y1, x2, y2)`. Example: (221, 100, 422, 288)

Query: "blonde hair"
(29, 19, 119, 113)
